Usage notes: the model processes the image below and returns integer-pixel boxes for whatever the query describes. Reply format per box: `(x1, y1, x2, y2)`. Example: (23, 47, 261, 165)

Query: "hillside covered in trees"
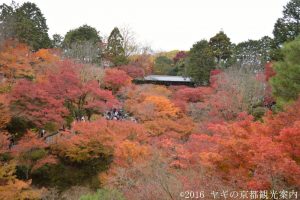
(0, 0, 300, 199)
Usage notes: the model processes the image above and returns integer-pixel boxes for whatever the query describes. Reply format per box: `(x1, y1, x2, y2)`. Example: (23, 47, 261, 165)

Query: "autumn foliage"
(0, 94, 10, 130)
(52, 119, 147, 163)
(0, 41, 60, 83)
(0, 38, 300, 199)
(170, 99, 300, 190)
(0, 162, 43, 200)
(102, 68, 132, 93)
(11, 79, 68, 128)
(0, 40, 34, 80)
(118, 65, 145, 78)
(11, 61, 118, 128)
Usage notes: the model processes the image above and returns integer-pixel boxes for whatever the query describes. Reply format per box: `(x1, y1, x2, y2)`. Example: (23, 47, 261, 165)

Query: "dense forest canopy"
(0, 0, 299, 199)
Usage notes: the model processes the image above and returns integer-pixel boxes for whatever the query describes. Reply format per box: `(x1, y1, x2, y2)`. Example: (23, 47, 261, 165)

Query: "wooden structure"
(133, 75, 195, 87)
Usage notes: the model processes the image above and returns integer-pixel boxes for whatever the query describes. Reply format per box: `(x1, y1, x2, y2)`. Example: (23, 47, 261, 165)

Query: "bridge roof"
(144, 75, 192, 82)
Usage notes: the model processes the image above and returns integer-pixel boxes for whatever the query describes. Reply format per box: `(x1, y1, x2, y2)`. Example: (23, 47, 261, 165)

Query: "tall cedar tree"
(0, 2, 51, 50)
(105, 27, 128, 66)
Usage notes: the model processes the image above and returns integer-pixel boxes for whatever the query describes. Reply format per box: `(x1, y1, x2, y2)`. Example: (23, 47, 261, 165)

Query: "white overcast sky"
(3, 0, 290, 51)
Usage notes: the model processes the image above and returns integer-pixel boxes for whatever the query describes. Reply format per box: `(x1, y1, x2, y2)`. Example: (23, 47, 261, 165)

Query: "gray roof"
(144, 75, 192, 82)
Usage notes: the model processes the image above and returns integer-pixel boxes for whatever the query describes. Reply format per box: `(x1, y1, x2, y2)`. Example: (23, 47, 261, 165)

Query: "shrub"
(80, 189, 125, 200)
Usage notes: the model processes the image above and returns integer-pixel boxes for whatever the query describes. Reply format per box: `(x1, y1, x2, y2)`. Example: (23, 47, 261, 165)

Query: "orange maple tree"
(52, 119, 147, 164)
(0, 40, 34, 81)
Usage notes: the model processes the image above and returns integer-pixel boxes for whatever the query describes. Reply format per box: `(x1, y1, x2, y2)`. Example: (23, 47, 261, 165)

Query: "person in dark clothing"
(9, 136, 14, 149)
(40, 129, 46, 138)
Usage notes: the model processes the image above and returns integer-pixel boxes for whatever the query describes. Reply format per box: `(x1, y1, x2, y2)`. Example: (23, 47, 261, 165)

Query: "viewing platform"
(133, 75, 195, 87)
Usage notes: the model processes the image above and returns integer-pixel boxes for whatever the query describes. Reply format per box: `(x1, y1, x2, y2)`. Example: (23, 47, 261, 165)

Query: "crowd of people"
(104, 108, 137, 122)
(105, 108, 128, 120)
(75, 116, 87, 122)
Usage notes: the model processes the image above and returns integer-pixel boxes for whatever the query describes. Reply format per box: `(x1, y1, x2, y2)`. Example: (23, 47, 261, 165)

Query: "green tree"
(105, 27, 128, 66)
(259, 36, 273, 61)
(232, 36, 272, 70)
(209, 31, 232, 66)
(0, 2, 15, 43)
(52, 34, 63, 48)
(63, 24, 100, 47)
(273, 0, 300, 47)
(153, 56, 173, 75)
(0, 2, 51, 50)
(271, 35, 300, 108)
(272, 0, 300, 60)
(63, 25, 101, 64)
(172, 51, 187, 76)
(186, 40, 215, 85)
(172, 59, 186, 76)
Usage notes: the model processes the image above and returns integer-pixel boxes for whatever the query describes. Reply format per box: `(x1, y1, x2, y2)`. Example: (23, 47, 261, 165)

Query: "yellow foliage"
(0, 162, 43, 200)
(115, 140, 150, 167)
(124, 85, 179, 121)
(144, 117, 195, 137)
(127, 95, 180, 121)
(98, 140, 151, 186)
(143, 95, 180, 118)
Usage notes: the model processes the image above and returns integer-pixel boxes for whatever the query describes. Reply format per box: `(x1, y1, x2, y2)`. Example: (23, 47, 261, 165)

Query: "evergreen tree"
(0, 2, 51, 50)
(52, 34, 63, 48)
(63, 25, 101, 64)
(272, 0, 300, 60)
(209, 31, 232, 66)
(186, 40, 215, 85)
(153, 56, 173, 75)
(63, 25, 100, 47)
(232, 36, 272, 70)
(273, 0, 300, 47)
(0, 2, 15, 43)
(105, 27, 128, 66)
(271, 35, 300, 108)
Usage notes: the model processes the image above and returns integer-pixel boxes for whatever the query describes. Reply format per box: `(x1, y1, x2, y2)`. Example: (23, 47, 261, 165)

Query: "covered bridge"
(133, 75, 194, 87)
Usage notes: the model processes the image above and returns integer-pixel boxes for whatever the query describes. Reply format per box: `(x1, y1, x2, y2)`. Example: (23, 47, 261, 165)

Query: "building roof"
(144, 75, 192, 82)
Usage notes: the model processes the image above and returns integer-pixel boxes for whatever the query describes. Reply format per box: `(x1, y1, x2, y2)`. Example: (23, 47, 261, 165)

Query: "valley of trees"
(0, 0, 299, 199)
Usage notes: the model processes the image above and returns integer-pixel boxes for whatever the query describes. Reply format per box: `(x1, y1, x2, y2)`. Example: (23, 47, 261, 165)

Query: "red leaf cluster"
(11, 61, 118, 127)
(102, 68, 132, 93)
(118, 65, 145, 78)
